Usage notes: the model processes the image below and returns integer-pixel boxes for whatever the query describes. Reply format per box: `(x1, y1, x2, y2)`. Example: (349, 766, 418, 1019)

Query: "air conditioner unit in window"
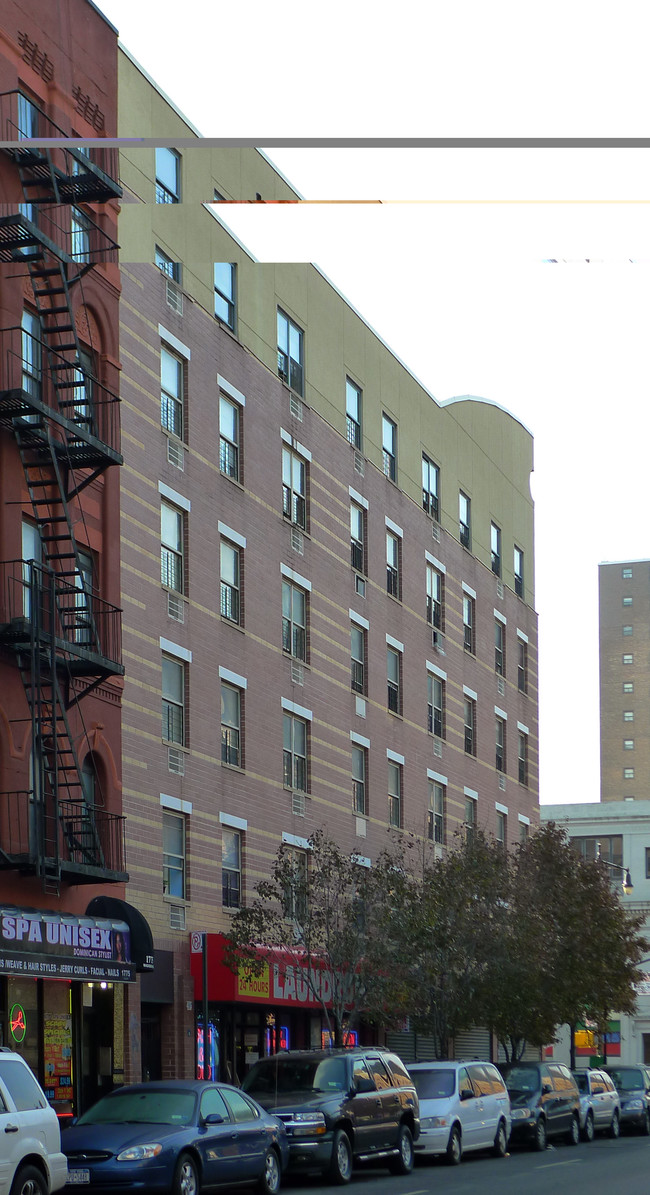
(354, 452, 364, 476)
(169, 904, 186, 930)
(496, 579, 504, 600)
(168, 592, 185, 623)
(168, 747, 185, 775)
(291, 528, 304, 555)
(431, 522, 441, 543)
(167, 439, 185, 470)
(432, 629, 445, 654)
(433, 738, 443, 758)
(292, 792, 306, 817)
(291, 662, 304, 685)
(166, 278, 183, 315)
(498, 775, 506, 791)
(289, 396, 303, 421)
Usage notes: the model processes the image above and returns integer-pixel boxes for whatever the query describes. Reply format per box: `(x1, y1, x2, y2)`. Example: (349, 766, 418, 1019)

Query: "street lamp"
(596, 843, 634, 894)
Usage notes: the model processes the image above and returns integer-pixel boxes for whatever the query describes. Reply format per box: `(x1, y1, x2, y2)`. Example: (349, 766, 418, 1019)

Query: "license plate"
(68, 1171, 90, 1184)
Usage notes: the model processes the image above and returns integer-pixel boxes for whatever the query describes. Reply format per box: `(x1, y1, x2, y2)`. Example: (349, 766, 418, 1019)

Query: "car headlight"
(421, 1116, 448, 1128)
(291, 1112, 326, 1136)
(116, 1144, 163, 1161)
(625, 1099, 644, 1110)
(511, 1108, 532, 1120)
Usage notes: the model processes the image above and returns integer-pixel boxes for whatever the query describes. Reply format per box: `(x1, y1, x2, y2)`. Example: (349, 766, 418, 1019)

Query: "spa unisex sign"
(0, 909, 135, 982)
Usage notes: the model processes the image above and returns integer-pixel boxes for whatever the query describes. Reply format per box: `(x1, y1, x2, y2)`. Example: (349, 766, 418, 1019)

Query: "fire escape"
(0, 91, 127, 892)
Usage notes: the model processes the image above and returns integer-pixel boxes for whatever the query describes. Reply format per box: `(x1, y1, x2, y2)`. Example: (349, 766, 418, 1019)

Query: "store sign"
(0, 909, 135, 982)
(9, 1003, 27, 1042)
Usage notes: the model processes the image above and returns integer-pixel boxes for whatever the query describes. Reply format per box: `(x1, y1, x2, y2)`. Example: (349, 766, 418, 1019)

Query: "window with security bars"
(220, 541, 241, 624)
(426, 565, 443, 630)
(155, 245, 181, 283)
(283, 714, 307, 791)
(517, 638, 528, 693)
(219, 395, 240, 480)
(350, 502, 365, 573)
(464, 698, 476, 756)
(386, 531, 400, 598)
(346, 378, 362, 448)
(162, 655, 185, 746)
(161, 346, 184, 440)
(459, 491, 471, 548)
(491, 522, 501, 577)
(382, 414, 397, 481)
(282, 447, 307, 529)
(214, 263, 236, 329)
(156, 147, 180, 203)
(221, 683, 241, 767)
(427, 674, 444, 738)
(463, 595, 475, 653)
(163, 811, 186, 898)
(388, 762, 402, 828)
(427, 780, 445, 845)
(422, 455, 440, 520)
(277, 309, 304, 395)
(518, 732, 528, 786)
(161, 501, 184, 593)
(282, 582, 307, 661)
(352, 745, 367, 814)
(514, 545, 524, 597)
(351, 625, 366, 694)
(496, 718, 506, 772)
(465, 797, 477, 842)
(495, 620, 505, 676)
(222, 828, 241, 908)
(387, 647, 401, 714)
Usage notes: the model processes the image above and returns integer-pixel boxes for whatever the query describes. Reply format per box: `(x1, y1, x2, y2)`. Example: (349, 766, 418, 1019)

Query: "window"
(514, 546, 524, 597)
(219, 394, 240, 480)
(161, 346, 184, 439)
(220, 540, 241, 624)
(17, 92, 39, 140)
(491, 522, 501, 577)
(21, 308, 41, 402)
(622, 567, 633, 579)
(518, 732, 528, 786)
(350, 502, 366, 573)
(156, 147, 180, 203)
(346, 378, 362, 448)
(495, 619, 505, 675)
(222, 828, 241, 908)
(463, 594, 475, 653)
(426, 565, 444, 631)
(386, 531, 400, 598)
(646, 848, 650, 879)
(277, 309, 304, 395)
(624, 710, 635, 722)
(74, 550, 94, 645)
(284, 848, 307, 922)
(459, 491, 471, 548)
(624, 768, 635, 780)
(496, 810, 507, 846)
(465, 797, 477, 842)
(496, 717, 506, 772)
(382, 414, 397, 481)
(427, 780, 444, 845)
(155, 245, 181, 283)
(351, 625, 366, 694)
(464, 698, 476, 755)
(623, 654, 634, 664)
(623, 596, 633, 606)
(71, 207, 91, 263)
(221, 683, 241, 767)
(282, 446, 307, 529)
(422, 455, 440, 519)
(623, 625, 633, 636)
(572, 835, 622, 868)
(163, 811, 186, 898)
(623, 682, 634, 693)
(624, 739, 634, 750)
(162, 655, 185, 745)
(214, 263, 235, 329)
(519, 819, 529, 843)
(283, 714, 307, 791)
(388, 762, 402, 828)
(352, 745, 367, 814)
(282, 581, 307, 661)
(71, 347, 94, 431)
(518, 637, 528, 693)
(427, 673, 445, 738)
(161, 501, 184, 593)
(387, 647, 401, 714)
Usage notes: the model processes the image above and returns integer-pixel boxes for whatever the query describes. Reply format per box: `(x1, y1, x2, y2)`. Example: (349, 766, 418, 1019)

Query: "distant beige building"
(599, 560, 650, 802)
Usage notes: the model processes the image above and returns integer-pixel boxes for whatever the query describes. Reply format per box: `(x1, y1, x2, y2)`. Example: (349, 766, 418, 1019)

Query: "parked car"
(408, 1060, 511, 1165)
(241, 1048, 419, 1184)
(61, 1080, 288, 1195)
(603, 1065, 650, 1134)
(499, 1061, 581, 1150)
(0, 1046, 68, 1195)
(571, 1069, 620, 1140)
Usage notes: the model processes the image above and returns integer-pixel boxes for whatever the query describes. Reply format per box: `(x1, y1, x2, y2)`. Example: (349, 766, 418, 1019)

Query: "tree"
(223, 828, 411, 1046)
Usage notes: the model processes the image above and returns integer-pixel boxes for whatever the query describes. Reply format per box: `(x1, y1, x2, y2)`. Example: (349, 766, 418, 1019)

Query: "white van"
(0, 1048, 68, 1195)
(408, 1060, 511, 1165)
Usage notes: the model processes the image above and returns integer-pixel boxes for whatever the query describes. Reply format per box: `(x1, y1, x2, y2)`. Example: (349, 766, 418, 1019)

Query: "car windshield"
(76, 1089, 196, 1126)
(410, 1070, 454, 1099)
(243, 1057, 348, 1095)
(502, 1066, 541, 1094)
(608, 1068, 645, 1092)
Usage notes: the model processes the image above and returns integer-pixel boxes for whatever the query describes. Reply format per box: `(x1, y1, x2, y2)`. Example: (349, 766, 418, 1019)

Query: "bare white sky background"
(97, 0, 650, 806)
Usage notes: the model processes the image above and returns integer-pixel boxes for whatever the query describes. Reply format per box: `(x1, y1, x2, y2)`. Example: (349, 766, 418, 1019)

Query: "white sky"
(96, 0, 650, 806)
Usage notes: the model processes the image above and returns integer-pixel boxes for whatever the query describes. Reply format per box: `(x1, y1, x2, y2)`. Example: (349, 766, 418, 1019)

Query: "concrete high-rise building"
(599, 560, 650, 802)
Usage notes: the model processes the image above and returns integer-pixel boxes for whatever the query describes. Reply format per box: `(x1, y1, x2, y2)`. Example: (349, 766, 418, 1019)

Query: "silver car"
(409, 1060, 511, 1166)
(572, 1069, 620, 1140)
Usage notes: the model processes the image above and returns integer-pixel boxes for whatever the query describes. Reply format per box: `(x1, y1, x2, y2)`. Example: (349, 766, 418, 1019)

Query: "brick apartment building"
(599, 559, 650, 803)
(115, 50, 540, 1079)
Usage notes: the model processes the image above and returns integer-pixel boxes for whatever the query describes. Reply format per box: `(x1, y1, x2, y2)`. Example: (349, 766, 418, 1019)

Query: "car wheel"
(492, 1119, 508, 1158)
(10, 1167, 47, 1195)
(582, 1111, 594, 1143)
(327, 1128, 353, 1185)
(389, 1123, 414, 1175)
(173, 1153, 200, 1195)
(533, 1117, 547, 1152)
(258, 1149, 281, 1195)
(567, 1114, 580, 1146)
(446, 1125, 462, 1166)
(609, 1110, 620, 1139)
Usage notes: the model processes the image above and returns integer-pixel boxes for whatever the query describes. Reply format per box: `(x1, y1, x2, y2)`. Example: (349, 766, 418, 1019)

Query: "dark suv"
(241, 1048, 420, 1184)
(499, 1061, 581, 1150)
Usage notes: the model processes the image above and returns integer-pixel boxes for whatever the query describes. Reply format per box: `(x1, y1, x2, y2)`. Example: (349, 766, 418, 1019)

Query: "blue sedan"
(61, 1080, 289, 1195)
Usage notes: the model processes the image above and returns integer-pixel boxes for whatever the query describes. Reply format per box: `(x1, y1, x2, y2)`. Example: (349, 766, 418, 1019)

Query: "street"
(285, 1133, 650, 1195)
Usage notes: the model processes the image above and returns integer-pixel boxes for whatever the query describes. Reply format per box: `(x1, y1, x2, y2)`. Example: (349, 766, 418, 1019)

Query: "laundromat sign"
(237, 959, 335, 1007)
(0, 909, 135, 982)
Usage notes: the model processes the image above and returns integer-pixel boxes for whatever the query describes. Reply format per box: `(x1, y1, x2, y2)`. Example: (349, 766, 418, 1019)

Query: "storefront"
(0, 901, 153, 1118)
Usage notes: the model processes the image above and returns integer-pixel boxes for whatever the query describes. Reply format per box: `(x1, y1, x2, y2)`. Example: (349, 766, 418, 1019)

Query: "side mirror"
(542, 1083, 552, 1095)
(202, 1113, 225, 1125)
(460, 1088, 474, 1101)
(354, 1077, 376, 1095)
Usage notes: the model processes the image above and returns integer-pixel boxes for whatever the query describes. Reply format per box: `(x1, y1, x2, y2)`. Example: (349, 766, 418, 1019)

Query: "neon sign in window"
(10, 1003, 27, 1042)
